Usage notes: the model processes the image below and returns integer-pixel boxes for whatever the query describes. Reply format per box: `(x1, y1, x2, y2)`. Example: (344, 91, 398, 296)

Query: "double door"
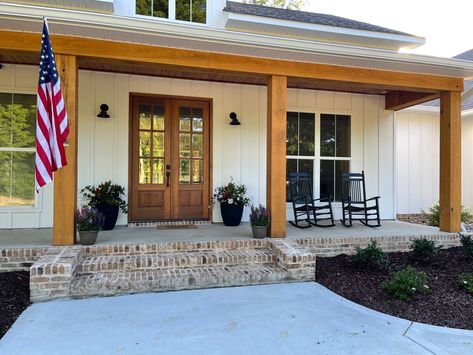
(130, 96, 210, 222)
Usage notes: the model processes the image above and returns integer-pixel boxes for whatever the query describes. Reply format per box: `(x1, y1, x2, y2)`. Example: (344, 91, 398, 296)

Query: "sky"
(299, 0, 472, 58)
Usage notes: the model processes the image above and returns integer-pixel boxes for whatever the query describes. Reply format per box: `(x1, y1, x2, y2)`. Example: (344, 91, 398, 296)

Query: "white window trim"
(135, 0, 208, 24)
(286, 111, 352, 205)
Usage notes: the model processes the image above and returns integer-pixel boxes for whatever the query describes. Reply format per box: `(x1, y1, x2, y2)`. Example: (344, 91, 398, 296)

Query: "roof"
(421, 49, 473, 112)
(454, 49, 473, 61)
(224, 1, 413, 37)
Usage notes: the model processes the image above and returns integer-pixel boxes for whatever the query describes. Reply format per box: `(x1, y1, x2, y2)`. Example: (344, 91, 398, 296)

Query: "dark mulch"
(0, 271, 30, 339)
(316, 247, 473, 330)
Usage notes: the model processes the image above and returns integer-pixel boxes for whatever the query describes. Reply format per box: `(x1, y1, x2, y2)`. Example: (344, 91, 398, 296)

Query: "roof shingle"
(224, 1, 413, 37)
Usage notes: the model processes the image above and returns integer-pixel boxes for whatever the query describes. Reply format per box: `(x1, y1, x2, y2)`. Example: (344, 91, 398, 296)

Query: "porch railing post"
(439, 91, 462, 232)
(53, 54, 78, 246)
(267, 75, 287, 237)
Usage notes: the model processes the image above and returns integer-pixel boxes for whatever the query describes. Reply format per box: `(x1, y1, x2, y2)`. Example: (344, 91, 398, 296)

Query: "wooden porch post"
(53, 54, 78, 246)
(439, 91, 462, 232)
(267, 75, 287, 237)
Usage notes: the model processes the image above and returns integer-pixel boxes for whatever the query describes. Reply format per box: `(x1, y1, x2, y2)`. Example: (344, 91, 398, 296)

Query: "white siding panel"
(317, 91, 335, 109)
(14, 66, 37, 89)
(408, 112, 421, 212)
(378, 100, 395, 219)
(0, 64, 15, 89)
(363, 95, 379, 199)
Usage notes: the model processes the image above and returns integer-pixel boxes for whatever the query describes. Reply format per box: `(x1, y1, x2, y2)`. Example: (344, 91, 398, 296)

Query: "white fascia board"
(225, 12, 425, 50)
(1, 2, 473, 78)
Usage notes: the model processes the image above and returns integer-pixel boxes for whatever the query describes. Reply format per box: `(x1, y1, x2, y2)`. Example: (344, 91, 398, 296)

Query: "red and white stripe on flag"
(35, 18, 69, 192)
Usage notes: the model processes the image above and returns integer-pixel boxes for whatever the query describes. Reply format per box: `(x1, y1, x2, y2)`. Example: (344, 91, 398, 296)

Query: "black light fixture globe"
(229, 112, 240, 125)
(97, 104, 110, 119)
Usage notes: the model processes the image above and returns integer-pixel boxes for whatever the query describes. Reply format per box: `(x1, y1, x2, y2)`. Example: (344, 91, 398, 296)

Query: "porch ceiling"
(0, 50, 435, 97)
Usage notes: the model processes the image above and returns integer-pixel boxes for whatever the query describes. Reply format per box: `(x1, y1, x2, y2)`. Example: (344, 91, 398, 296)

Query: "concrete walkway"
(1, 283, 471, 355)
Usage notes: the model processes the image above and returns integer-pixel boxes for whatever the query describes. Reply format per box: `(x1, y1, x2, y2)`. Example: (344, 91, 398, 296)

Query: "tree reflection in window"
(0, 93, 36, 207)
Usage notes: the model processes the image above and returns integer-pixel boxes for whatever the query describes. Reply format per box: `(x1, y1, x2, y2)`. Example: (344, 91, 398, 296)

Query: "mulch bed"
(0, 271, 30, 339)
(316, 247, 473, 330)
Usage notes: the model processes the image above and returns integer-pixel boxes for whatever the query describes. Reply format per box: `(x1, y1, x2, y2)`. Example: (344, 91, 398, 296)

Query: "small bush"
(410, 239, 442, 260)
(461, 235, 473, 258)
(382, 266, 430, 301)
(352, 241, 389, 269)
(423, 203, 472, 227)
(459, 274, 473, 295)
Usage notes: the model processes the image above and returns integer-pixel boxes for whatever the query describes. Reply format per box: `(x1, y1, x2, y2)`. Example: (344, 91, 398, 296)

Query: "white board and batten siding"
(396, 109, 473, 214)
(0, 64, 395, 229)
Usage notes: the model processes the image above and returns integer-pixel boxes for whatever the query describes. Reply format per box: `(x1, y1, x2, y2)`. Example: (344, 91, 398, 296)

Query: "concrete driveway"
(1, 283, 472, 355)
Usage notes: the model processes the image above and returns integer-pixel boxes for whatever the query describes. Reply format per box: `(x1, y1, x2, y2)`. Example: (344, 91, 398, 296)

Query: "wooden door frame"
(128, 92, 213, 223)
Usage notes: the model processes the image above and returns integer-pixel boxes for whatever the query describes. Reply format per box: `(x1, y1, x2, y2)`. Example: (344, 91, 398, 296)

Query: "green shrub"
(352, 241, 389, 269)
(410, 239, 442, 260)
(382, 266, 430, 301)
(423, 203, 472, 227)
(459, 274, 473, 295)
(461, 235, 473, 257)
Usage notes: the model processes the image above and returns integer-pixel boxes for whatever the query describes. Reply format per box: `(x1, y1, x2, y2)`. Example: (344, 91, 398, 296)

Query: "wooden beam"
(0, 30, 464, 93)
(53, 54, 78, 246)
(385, 91, 440, 111)
(439, 91, 462, 233)
(267, 75, 287, 238)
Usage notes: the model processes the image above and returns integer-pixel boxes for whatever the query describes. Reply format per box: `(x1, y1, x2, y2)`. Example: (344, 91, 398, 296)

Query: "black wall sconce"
(97, 104, 110, 119)
(229, 112, 240, 125)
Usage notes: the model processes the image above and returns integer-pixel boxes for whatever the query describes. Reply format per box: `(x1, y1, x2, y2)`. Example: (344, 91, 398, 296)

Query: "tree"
(243, 0, 306, 10)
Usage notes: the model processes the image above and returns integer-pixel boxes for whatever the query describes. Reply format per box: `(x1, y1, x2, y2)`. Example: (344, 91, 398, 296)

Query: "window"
(286, 112, 351, 203)
(176, 0, 206, 23)
(0, 93, 36, 207)
(136, 0, 206, 24)
(320, 114, 351, 201)
(286, 112, 315, 202)
(136, 0, 169, 18)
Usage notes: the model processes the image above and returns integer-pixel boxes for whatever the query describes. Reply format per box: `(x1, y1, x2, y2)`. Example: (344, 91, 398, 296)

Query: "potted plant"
(213, 179, 251, 226)
(75, 207, 105, 245)
(80, 181, 128, 230)
(249, 205, 270, 239)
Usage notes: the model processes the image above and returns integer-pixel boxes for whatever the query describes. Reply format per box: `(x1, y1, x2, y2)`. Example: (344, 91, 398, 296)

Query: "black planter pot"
(220, 202, 244, 226)
(97, 205, 119, 231)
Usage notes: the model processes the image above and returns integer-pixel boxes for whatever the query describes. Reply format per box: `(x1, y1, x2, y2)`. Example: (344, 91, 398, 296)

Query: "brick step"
(76, 249, 275, 273)
(70, 264, 290, 298)
(82, 239, 269, 255)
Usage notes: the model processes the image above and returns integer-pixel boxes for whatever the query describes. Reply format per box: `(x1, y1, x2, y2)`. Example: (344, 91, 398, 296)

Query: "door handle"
(166, 171, 170, 187)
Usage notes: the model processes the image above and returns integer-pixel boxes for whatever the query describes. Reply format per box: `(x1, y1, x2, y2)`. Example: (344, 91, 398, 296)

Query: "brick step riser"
(82, 241, 270, 256)
(70, 272, 290, 298)
(76, 255, 276, 273)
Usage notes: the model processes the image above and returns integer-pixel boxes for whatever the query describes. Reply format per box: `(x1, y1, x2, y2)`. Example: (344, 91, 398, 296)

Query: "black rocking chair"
(340, 171, 381, 227)
(288, 172, 335, 228)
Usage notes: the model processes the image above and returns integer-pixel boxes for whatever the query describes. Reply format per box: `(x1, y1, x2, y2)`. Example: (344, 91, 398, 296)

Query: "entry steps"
(30, 239, 315, 301)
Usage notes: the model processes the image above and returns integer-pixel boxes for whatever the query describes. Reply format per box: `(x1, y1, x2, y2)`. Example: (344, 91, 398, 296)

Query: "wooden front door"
(130, 96, 210, 222)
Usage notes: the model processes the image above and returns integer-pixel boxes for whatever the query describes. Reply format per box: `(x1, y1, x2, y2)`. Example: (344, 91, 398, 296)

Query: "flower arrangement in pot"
(213, 179, 251, 226)
(80, 181, 128, 231)
(75, 207, 105, 245)
(249, 205, 270, 239)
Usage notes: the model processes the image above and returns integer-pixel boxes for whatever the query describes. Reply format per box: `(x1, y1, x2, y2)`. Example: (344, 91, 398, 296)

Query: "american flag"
(35, 19, 69, 191)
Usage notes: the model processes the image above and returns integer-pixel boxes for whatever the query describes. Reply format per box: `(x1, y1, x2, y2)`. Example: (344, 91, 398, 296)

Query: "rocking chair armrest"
(313, 195, 332, 203)
(366, 196, 381, 202)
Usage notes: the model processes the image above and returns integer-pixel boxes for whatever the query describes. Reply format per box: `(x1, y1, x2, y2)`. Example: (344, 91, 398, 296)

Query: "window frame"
(285, 109, 352, 205)
(0, 90, 41, 211)
(135, 0, 208, 25)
